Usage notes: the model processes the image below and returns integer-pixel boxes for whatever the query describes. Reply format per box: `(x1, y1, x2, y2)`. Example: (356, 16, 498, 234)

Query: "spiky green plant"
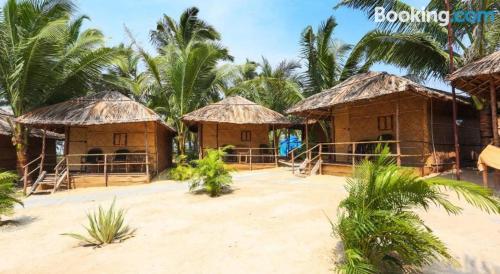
(189, 147, 234, 197)
(63, 199, 135, 247)
(0, 171, 22, 222)
(169, 155, 194, 181)
(334, 146, 500, 273)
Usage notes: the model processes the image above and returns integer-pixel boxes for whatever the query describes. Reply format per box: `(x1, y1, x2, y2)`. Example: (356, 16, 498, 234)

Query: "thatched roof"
(0, 109, 62, 139)
(16, 91, 176, 132)
(287, 71, 468, 118)
(182, 96, 291, 126)
(447, 51, 500, 96)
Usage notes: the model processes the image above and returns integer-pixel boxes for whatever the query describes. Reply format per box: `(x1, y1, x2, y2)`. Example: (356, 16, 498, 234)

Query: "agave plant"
(0, 171, 22, 222)
(63, 199, 135, 247)
(334, 146, 500, 273)
(189, 147, 234, 197)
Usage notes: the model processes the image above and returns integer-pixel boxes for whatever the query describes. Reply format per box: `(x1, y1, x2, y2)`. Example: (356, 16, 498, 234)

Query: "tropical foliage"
(0, 0, 116, 173)
(169, 155, 195, 181)
(63, 199, 135, 247)
(300, 16, 372, 97)
(334, 146, 500, 273)
(0, 171, 22, 222)
(189, 148, 234, 197)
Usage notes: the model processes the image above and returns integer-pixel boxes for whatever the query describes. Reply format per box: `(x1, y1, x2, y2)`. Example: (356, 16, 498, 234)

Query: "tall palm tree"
(335, 146, 500, 273)
(0, 0, 116, 175)
(225, 57, 304, 113)
(337, 0, 499, 145)
(150, 7, 221, 51)
(300, 16, 372, 97)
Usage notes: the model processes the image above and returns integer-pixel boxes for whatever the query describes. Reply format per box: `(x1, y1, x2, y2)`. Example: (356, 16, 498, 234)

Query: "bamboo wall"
(66, 121, 173, 173)
(330, 93, 481, 173)
(0, 134, 57, 171)
(200, 123, 271, 149)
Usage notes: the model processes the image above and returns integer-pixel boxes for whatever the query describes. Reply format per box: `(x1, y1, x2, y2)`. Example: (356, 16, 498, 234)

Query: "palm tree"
(300, 16, 372, 97)
(0, 171, 22, 223)
(225, 57, 304, 113)
(334, 146, 500, 273)
(337, 0, 499, 145)
(0, 0, 116, 176)
(150, 7, 221, 51)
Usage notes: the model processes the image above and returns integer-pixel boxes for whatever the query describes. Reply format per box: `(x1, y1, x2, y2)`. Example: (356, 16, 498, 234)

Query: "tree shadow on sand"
(0, 216, 37, 231)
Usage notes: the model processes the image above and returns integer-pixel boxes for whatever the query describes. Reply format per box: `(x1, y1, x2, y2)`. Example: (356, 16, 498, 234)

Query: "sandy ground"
(0, 168, 499, 274)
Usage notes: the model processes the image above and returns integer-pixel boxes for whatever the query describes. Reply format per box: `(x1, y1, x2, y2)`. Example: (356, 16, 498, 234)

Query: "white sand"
(0, 168, 499, 274)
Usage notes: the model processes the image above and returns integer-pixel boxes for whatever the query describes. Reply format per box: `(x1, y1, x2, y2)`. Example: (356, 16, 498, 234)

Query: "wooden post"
(198, 123, 204, 159)
(319, 143, 323, 175)
(331, 115, 336, 162)
(305, 122, 309, 160)
(396, 100, 401, 166)
(39, 127, 47, 176)
(23, 166, 28, 195)
(291, 150, 295, 174)
(144, 122, 150, 183)
(490, 81, 499, 146)
(104, 154, 108, 187)
(352, 143, 356, 173)
(249, 148, 253, 171)
(273, 125, 278, 167)
(482, 164, 488, 188)
(65, 157, 70, 189)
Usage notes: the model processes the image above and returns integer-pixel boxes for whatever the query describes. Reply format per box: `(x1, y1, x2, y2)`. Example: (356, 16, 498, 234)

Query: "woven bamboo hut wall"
(182, 96, 291, 157)
(17, 91, 176, 174)
(0, 109, 61, 171)
(287, 72, 480, 173)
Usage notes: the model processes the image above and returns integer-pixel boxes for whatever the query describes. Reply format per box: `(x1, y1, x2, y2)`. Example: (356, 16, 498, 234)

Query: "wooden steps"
(29, 172, 69, 195)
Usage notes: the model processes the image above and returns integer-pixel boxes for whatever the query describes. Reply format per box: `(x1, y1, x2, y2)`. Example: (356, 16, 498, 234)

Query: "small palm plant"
(334, 146, 500, 273)
(0, 171, 23, 223)
(169, 155, 194, 181)
(189, 147, 234, 197)
(63, 199, 135, 247)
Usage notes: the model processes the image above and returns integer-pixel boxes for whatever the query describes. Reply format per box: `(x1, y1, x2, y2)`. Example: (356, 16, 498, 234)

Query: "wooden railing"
(203, 147, 278, 171)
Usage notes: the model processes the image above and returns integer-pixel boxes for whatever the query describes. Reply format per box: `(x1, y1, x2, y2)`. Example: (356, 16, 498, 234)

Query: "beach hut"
(182, 96, 290, 170)
(0, 109, 61, 171)
(448, 50, 500, 186)
(17, 91, 176, 193)
(287, 71, 481, 176)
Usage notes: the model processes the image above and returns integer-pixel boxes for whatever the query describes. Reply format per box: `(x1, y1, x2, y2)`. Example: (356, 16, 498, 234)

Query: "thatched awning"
(16, 91, 176, 133)
(287, 71, 468, 118)
(447, 51, 500, 96)
(182, 96, 291, 127)
(1, 109, 62, 139)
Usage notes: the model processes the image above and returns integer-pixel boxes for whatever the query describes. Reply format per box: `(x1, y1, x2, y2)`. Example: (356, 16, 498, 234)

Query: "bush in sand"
(169, 155, 195, 181)
(333, 146, 500, 273)
(189, 147, 234, 197)
(0, 171, 23, 224)
(63, 199, 135, 247)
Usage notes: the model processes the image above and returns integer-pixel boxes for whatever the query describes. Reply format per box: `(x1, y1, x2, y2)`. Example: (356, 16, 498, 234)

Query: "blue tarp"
(279, 135, 301, 156)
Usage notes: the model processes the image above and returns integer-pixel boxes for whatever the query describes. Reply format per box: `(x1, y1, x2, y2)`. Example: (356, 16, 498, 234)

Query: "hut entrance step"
(28, 171, 69, 196)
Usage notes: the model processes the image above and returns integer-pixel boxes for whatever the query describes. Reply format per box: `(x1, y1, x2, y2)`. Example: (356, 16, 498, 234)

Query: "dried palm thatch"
(182, 96, 291, 126)
(287, 71, 468, 118)
(0, 109, 62, 138)
(16, 91, 175, 132)
(447, 51, 500, 96)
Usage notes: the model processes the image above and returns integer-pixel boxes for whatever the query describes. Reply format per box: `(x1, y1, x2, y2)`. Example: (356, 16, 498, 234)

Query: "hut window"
(377, 115, 393, 131)
(241, 130, 251, 142)
(113, 133, 127, 146)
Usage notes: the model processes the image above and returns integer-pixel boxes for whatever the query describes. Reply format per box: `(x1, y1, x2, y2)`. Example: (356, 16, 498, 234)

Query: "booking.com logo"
(374, 7, 496, 26)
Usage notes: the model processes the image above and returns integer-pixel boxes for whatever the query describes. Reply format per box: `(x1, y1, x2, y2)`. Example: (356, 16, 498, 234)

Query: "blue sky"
(8, 0, 452, 90)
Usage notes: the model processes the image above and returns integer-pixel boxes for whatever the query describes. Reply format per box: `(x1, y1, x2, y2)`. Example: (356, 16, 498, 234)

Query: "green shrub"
(0, 171, 22, 222)
(63, 199, 135, 247)
(189, 147, 234, 197)
(334, 145, 500, 273)
(169, 155, 194, 181)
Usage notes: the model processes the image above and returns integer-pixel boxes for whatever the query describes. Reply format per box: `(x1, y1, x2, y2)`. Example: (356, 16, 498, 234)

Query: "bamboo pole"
(273, 124, 278, 167)
(39, 127, 47, 176)
(305, 122, 309, 160)
(104, 154, 108, 187)
(216, 123, 219, 149)
(396, 100, 401, 166)
(319, 143, 322, 175)
(482, 164, 488, 188)
(490, 81, 499, 146)
(249, 148, 253, 171)
(445, 0, 461, 180)
(144, 122, 150, 183)
(352, 143, 356, 173)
